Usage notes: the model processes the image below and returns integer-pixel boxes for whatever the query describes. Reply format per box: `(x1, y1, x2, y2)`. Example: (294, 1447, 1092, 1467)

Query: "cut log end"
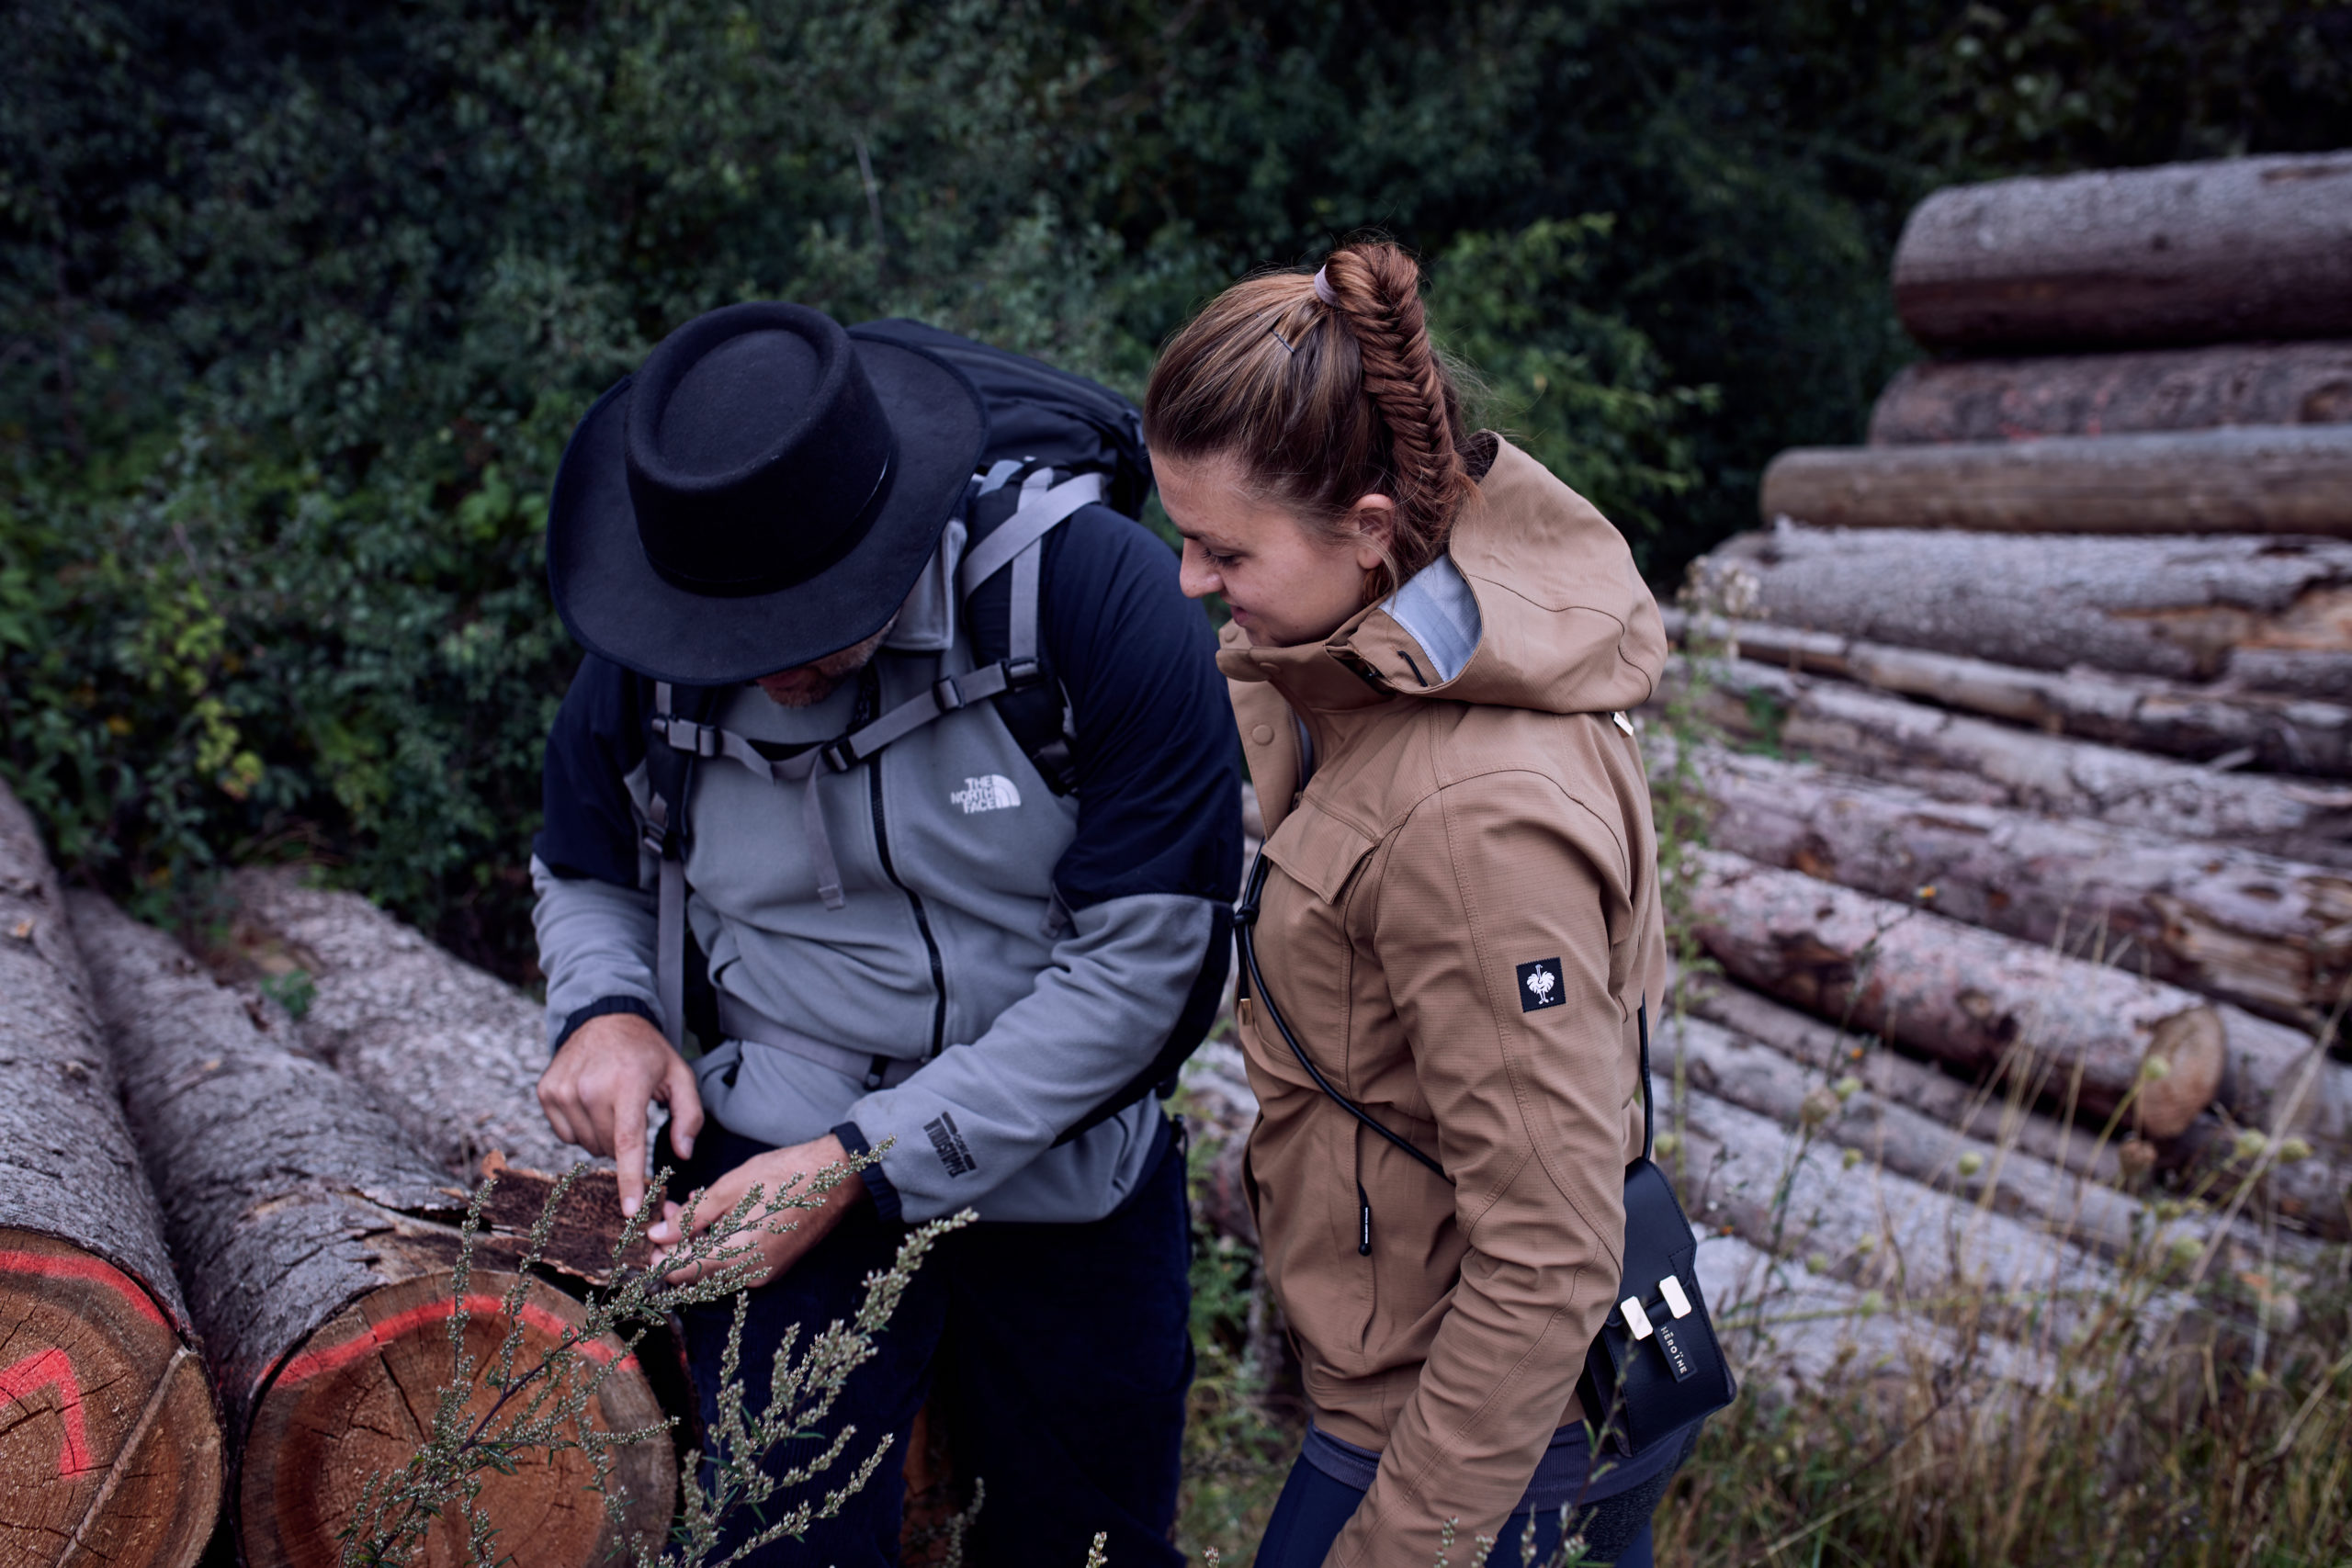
(237, 1269, 673, 1568)
(2136, 1010, 2227, 1141)
(0, 1228, 223, 1568)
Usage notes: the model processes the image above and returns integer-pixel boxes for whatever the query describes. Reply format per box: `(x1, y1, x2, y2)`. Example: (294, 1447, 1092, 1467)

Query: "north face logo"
(950, 774, 1023, 814)
(1518, 957, 1565, 1011)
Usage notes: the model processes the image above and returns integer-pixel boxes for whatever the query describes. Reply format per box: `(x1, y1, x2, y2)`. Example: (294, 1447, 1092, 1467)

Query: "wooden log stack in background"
(1867, 342, 2352, 446)
(1687, 850, 2230, 1140)
(1696, 526, 2352, 695)
(1889, 152, 2352, 352)
(1664, 608, 2352, 777)
(1758, 425, 2352, 536)
(1667, 146, 2352, 1251)
(0, 784, 222, 1568)
(70, 894, 673, 1568)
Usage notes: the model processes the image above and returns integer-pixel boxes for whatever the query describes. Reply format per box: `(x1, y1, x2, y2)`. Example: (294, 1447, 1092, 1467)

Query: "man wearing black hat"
(528, 303, 1239, 1567)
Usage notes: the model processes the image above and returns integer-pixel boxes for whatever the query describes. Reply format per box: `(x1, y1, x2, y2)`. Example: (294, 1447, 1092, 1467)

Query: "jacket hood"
(1217, 437, 1667, 715)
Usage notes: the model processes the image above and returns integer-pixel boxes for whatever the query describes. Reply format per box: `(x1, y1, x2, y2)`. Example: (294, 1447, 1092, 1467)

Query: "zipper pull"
(1357, 1183, 1373, 1256)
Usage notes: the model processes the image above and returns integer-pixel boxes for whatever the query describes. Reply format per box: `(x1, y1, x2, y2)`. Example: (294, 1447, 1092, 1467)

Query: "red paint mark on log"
(272, 1295, 633, 1389)
(0, 1247, 169, 1327)
(0, 1347, 94, 1476)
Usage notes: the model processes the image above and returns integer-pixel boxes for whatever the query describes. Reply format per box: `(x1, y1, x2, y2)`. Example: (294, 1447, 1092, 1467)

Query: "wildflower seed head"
(1956, 1151, 1985, 1179)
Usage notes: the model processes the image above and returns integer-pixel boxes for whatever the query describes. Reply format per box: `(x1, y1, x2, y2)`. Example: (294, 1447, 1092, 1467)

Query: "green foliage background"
(6, 0, 2350, 968)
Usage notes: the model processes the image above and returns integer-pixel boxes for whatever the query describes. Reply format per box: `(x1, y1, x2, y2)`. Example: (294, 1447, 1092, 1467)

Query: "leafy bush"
(6, 0, 2349, 961)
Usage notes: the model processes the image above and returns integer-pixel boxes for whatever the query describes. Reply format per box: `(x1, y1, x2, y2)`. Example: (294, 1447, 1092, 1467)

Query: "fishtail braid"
(1143, 237, 1484, 604)
(1318, 243, 1474, 581)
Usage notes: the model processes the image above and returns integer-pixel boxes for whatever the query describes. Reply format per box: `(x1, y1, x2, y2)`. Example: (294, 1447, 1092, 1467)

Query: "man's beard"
(753, 620, 895, 708)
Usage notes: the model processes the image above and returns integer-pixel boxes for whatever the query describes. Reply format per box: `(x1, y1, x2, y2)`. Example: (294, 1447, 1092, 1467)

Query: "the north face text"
(950, 774, 1023, 814)
(1518, 957, 1565, 1011)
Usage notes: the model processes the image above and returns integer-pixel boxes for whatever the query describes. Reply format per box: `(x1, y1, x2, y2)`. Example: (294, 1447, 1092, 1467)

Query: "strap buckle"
(933, 674, 968, 713)
(658, 716, 720, 759)
(818, 737, 859, 773)
(1002, 655, 1044, 688)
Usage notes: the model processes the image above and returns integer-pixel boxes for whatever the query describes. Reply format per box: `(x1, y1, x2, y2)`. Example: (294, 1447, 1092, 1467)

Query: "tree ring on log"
(236, 1269, 673, 1568)
(0, 1228, 222, 1568)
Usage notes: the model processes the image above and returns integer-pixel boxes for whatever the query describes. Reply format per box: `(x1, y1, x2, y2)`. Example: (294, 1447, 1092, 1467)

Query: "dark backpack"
(637, 324, 1168, 1128)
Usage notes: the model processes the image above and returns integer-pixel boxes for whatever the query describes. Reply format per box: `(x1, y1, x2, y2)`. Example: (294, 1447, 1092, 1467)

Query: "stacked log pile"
(0, 784, 222, 1568)
(0, 781, 673, 1566)
(70, 895, 673, 1568)
(1651, 152, 2352, 1332)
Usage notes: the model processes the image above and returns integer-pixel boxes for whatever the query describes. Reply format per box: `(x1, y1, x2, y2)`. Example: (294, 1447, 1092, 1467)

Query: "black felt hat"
(547, 302, 988, 684)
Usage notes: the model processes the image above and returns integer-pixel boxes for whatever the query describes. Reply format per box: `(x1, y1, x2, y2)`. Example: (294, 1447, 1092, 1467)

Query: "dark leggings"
(1253, 1429, 1694, 1568)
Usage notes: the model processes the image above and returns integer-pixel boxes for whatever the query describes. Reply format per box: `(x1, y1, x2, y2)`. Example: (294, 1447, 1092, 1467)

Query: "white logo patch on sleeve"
(950, 774, 1023, 814)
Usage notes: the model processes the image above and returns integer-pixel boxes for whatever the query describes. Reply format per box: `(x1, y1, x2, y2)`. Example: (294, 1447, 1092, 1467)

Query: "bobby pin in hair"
(1268, 326, 1298, 354)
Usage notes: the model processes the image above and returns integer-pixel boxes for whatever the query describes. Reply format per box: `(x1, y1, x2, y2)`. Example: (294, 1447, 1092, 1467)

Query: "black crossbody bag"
(1236, 852, 1736, 1457)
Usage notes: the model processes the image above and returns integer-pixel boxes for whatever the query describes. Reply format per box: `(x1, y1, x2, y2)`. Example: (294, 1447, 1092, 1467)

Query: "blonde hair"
(1143, 240, 1481, 601)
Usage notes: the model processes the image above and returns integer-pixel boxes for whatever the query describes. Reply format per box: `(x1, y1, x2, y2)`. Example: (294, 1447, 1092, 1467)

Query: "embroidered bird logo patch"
(1517, 957, 1564, 1011)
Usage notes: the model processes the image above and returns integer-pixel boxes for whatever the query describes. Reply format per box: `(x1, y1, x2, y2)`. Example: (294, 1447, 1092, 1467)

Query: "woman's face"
(1158, 451, 1394, 649)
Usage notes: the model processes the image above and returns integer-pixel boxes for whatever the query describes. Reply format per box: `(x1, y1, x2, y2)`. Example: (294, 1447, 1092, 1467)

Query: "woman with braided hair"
(1147, 241, 1701, 1567)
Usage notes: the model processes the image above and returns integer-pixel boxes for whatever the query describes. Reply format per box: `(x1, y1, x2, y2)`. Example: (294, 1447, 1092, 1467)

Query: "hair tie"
(1312, 265, 1340, 307)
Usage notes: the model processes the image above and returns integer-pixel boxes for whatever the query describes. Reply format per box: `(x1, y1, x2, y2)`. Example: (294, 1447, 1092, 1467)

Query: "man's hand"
(647, 1134, 865, 1289)
(537, 1010, 705, 1220)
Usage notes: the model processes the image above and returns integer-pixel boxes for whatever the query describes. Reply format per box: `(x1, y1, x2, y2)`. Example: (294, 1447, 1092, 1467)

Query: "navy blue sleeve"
(1041, 504, 1243, 910)
(535, 653, 652, 889)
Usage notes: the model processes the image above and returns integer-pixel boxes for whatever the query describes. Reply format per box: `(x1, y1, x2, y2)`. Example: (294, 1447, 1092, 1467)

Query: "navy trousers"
(1253, 1424, 1699, 1568)
(673, 1122, 1193, 1568)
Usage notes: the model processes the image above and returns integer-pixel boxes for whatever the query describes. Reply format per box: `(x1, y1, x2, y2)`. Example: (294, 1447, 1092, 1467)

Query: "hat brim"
(547, 334, 989, 686)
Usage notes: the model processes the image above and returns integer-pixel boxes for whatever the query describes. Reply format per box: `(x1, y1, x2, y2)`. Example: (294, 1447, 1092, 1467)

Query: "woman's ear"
(1346, 492, 1396, 572)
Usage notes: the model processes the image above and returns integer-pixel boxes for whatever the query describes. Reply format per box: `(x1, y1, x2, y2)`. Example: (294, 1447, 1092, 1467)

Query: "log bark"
(1688, 850, 2228, 1139)
(1658, 1010, 2292, 1264)
(1758, 427, 2352, 536)
(1688, 745, 2352, 1030)
(1890, 153, 2352, 351)
(0, 787, 223, 1568)
(1680, 978, 2350, 1241)
(1679, 659, 2352, 868)
(1665, 608, 2352, 777)
(1679, 980, 2123, 1184)
(1662, 1077, 2129, 1350)
(1701, 524, 2352, 695)
(1868, 342, 2352, 446)
(70, 894, 673, 1568)
(223, 869, 578, 1179)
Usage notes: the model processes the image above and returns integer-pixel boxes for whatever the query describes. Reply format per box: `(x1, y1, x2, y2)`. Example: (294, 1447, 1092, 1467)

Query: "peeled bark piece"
(1891, 153, 2352, 352)
(1868, 342, 2352, 446)
(225, 869, 578, 1179)
(0, 787, 223, 1568)
(1702, 524, 2352, 696)
(1759, 427, 2352, 536)
(70, 894, 672, 1568)
(1689, 850, 2226, 1139)
(1685, 660, 2352, 869)
(1690, 746, 2352, 1030)
(1665, 608, 2352, 777)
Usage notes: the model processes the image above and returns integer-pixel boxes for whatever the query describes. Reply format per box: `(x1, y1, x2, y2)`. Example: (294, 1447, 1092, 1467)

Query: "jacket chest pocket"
(1254, 798, 1381, 1081)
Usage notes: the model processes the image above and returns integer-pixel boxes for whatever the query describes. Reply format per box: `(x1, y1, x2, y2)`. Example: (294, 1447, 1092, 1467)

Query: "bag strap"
(1237, 852, 1451, 1184)
(640, 468, 1102, 1048)
(1639, 996, 1655, 1164)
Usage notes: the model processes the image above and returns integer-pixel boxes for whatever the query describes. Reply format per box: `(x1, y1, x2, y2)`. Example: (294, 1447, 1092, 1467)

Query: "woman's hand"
(647, 1134, 866, 1288)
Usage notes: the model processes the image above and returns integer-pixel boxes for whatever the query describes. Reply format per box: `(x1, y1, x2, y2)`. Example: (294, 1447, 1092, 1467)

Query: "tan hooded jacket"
(1220, 439, 1669, 1568)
